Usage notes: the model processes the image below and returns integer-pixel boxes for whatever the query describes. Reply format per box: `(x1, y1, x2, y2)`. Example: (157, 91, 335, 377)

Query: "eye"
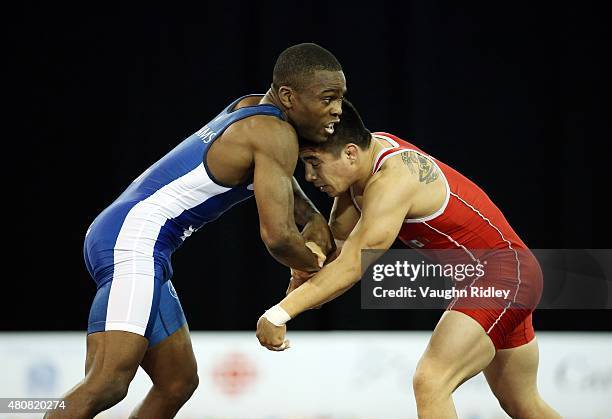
(322, 97, 333, 104)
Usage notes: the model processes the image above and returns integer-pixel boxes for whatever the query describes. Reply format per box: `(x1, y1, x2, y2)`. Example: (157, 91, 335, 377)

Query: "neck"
(352, 137, 384, 191)
(261, 87, 289, 121)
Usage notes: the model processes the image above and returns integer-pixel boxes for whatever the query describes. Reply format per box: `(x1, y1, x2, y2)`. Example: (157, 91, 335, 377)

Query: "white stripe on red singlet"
(448, 192, 521, 334)
(419, 221, 483, 310)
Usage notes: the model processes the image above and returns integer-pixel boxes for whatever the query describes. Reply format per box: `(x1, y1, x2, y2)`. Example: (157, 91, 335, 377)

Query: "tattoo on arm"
(400, 151, 439, 184)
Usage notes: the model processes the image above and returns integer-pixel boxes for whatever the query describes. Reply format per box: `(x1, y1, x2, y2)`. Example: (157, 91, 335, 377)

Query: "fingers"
(263, 339, 290, 352)
(305, 241, 325, 257)
(256, 317, 289, 351)
(291, 268, 312, 281)
(257, 334, 291, 351)
(305, 241, 326, 267)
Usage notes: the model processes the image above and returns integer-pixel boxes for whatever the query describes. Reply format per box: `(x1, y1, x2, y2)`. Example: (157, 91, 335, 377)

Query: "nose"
(331, 99, 342, 117)
(305, 165, 317, 182)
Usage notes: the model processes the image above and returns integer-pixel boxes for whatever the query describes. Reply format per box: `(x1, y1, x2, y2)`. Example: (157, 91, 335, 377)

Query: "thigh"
(140, 281, 194, 384)
(419, 310, 496, 390)
(140, 324, 197, 386)
(87, 262, 165, 342)
(84, 330, 148, 380)
(484, 337, 540, 400)
(146, 280, 188, 348)
(448, 259, 537, 350)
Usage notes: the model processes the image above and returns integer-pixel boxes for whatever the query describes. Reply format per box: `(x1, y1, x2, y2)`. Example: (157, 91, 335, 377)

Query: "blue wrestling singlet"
(84, 95, 284, 346)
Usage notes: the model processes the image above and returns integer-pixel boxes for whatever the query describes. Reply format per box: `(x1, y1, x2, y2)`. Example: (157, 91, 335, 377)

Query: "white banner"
(0, 332, 610, 418)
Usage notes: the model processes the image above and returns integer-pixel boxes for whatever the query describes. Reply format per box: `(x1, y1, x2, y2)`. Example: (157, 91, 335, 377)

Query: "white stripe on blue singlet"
(105, 163, 230, 334)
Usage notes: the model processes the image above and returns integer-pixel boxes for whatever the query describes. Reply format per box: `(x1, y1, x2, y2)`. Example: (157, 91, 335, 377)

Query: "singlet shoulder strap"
(371, 133, 406, 174)
(224, 94, 285, 120)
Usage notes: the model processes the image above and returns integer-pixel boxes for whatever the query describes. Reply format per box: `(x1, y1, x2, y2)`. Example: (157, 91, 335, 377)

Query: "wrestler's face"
(282, 70, 346, 143)
(300, 145, 359, 197)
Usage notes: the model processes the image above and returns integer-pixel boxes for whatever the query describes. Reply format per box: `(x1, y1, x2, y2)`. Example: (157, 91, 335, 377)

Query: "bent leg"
(48, 255, 164, 418)
(46, 330, 148, 419)
(484, 338, 561, 419)
(413, 311, 496, 419)
(129, 325, 198, 418)
(129, 280, 196, 418)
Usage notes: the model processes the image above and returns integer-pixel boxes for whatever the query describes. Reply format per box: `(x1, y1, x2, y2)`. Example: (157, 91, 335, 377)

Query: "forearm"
(279, 255, 360, 318)
(292, 178, 335, 255)
(292, 177, 320, 226)
(266, 230, 322, 272)
(320, 281, 355, 305)
(258, 174, 412, 351)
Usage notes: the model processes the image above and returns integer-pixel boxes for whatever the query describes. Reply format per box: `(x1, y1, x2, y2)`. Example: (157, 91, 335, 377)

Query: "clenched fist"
(256, 316, 290, 351)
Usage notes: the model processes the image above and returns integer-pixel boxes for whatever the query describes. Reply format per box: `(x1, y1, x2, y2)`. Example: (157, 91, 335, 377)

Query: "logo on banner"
(212, 352, 258, 397)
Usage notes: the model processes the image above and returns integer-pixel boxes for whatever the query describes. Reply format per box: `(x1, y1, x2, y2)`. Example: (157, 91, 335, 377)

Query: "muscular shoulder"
(366, 150, 447, 220)
(393, 150, 440, 184)
(365, 158, 414, 198)
(224, 115, 298, 174)
(230, 114, 298, 155)
(370, 151, 440, 193)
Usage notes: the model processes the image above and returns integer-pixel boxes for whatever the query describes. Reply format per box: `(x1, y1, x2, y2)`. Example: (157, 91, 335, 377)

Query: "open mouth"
(324, 122, 335, 135)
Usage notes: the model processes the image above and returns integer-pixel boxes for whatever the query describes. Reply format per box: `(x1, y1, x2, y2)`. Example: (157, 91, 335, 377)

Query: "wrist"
(262, 304, 291, 326)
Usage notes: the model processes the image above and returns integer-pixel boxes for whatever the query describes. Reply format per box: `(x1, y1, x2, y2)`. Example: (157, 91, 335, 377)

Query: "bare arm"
(292, 177, 335, 257)
(329, 190, 361, 241)
(252, 120, 322, 272)
(256, 170, 414, 349)
(286, 190, 360, 292)
(327, 190, 361, 259)
(278, 170, 414, 317)
(292, 177, 320, 227)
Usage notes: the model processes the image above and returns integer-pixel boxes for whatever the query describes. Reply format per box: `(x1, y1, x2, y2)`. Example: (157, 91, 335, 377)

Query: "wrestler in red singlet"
(365, 132, 543, 349)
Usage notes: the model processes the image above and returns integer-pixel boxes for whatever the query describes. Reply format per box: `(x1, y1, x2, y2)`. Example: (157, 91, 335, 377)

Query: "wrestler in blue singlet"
(84, 95, 283, 346)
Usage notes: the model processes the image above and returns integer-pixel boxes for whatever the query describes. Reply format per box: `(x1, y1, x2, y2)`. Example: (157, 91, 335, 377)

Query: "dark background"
(5, 3, 609, 332)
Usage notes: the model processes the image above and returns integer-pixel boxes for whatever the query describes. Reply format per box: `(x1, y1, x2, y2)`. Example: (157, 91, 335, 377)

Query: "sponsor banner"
(0, 332, 610, 418)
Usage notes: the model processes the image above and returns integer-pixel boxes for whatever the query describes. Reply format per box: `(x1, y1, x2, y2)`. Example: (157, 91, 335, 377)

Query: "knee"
(86, 373, 132, 408)
(495, 392, 540, 418)
(177, 372, 200, 400)
(412, 361, 449, 403)
(497, 397, 524, 418)
(159, 372, 199, 404)
(104, 379, 131, 405)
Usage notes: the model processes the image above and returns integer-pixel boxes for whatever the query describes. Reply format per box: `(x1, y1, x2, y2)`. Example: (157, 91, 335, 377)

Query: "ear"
(277, 86, 294, 109)
(345, 144, 359, 162)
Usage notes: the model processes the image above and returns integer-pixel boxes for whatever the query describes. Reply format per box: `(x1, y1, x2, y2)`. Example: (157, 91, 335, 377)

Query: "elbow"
(260, 225, 293, 255)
